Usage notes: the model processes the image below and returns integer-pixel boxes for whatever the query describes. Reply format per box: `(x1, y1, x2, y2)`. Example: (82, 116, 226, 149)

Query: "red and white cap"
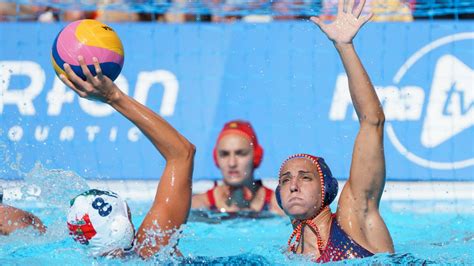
(67, 189, 134, 256)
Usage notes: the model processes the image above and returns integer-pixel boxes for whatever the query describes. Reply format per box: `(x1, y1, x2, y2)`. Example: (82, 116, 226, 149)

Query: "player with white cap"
(61, 56, 195, 259)
(66, 189, 135, 256)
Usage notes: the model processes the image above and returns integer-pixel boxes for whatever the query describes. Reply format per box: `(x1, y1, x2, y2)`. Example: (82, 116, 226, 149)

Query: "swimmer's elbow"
(182, 142, 196, 160)
(360, 111, 385, 128)
(172, 140, 196, 162)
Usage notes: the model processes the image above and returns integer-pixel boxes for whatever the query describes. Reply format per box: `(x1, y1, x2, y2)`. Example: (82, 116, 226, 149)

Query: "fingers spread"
(92, 57, 104, 81)
(354, 0, 366, 17)
(60, 74, 86, 98)
(78, 56, 94, 82)
(338, 0, 344, 15)
(360, 12, 373, 26)
(310, 16, 326, 31)
(346, 0, 355, 13)
(63, 63, 84, 87)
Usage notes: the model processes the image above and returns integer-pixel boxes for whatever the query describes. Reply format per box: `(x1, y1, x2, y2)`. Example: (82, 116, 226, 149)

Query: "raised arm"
(311, 0, 393, 253)
(61, 57, 195, 258)
(110, 86, 195, 258)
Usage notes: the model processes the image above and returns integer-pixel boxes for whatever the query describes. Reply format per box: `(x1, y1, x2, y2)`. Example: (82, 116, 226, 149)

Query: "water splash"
(365, 252, 435, 264)
(136, 221, 184, 264)
(0, 163, 90, 258)
(0, 140, 22, 177)
(20, 162, 89, 208)
(180, 253, 271, 264)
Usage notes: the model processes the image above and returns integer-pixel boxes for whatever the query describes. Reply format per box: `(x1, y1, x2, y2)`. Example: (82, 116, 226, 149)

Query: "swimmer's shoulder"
(191, 192, 210, 208)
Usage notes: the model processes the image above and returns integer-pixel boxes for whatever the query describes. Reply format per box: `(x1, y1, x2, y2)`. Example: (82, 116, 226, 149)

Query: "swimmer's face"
(278, 158, 322, 220)
(216, 134, 255, 186)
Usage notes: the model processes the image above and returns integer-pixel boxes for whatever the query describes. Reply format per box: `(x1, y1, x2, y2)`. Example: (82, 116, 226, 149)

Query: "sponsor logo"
(0, 62, 179, 143)
(329, 33, 473, 170)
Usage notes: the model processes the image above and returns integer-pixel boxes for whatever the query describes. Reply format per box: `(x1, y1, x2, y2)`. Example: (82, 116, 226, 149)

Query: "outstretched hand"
(310, 0, 373, 45)
(60, 56, 121, 103)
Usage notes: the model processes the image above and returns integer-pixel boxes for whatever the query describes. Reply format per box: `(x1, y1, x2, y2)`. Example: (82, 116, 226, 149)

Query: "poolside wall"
(0, 22, 472, 181)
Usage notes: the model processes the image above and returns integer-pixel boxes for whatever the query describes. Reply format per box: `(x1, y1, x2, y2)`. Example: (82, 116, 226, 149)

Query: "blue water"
(1, 199, 472, 265)
(1, 166, 472, 264)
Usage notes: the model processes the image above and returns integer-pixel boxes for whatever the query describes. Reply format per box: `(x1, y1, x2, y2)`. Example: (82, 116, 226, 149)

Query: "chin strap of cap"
(287, 206, 329, 254)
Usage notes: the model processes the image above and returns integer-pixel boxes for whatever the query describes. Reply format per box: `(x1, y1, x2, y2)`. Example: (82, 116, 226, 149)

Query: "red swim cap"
(213, 120, 264, 168)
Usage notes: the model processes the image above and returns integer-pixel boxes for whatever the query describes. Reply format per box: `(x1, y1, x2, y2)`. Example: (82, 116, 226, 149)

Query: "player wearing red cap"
(192, 120, 283, 214)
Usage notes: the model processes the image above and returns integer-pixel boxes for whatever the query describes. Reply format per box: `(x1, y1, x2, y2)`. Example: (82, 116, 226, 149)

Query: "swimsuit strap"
(206, 181, 219, 210)
(207, 180, 272, 212)
(261, 186, 273, 211)
(263, 186, 273, 205)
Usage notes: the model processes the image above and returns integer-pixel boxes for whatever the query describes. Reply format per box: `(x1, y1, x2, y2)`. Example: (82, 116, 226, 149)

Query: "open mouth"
(227, 171, 240, 177)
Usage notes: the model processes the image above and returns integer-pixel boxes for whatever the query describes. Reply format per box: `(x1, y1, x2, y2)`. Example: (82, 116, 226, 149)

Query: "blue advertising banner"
(0, 22, 473, 181)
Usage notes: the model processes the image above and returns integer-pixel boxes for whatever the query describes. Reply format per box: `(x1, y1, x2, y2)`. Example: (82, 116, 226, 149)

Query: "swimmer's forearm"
(109, 87, 193, 259)
(0, 205, 46, 235)
(108, 88, 195, 160)
(336, 43, 386, 204)
(335, 43, 384, 125)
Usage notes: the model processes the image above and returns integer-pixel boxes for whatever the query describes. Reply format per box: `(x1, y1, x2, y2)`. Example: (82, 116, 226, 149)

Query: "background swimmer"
(192, 120, 283, 215)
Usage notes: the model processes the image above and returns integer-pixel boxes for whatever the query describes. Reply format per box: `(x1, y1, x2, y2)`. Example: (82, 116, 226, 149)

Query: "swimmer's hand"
(310, 0, 373, 45)
(60, 56, 122, 104)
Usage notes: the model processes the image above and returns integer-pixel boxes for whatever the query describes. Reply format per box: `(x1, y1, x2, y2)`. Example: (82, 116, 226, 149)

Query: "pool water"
(1, 166, 472, 264)
(1, 199, 472, 265)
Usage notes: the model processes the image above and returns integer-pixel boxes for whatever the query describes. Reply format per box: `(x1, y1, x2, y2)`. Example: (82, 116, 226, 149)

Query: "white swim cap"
(67, 189, 134, 256)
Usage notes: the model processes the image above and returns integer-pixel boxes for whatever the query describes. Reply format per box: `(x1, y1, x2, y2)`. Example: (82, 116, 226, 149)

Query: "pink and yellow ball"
(52, 19, 124, 81)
